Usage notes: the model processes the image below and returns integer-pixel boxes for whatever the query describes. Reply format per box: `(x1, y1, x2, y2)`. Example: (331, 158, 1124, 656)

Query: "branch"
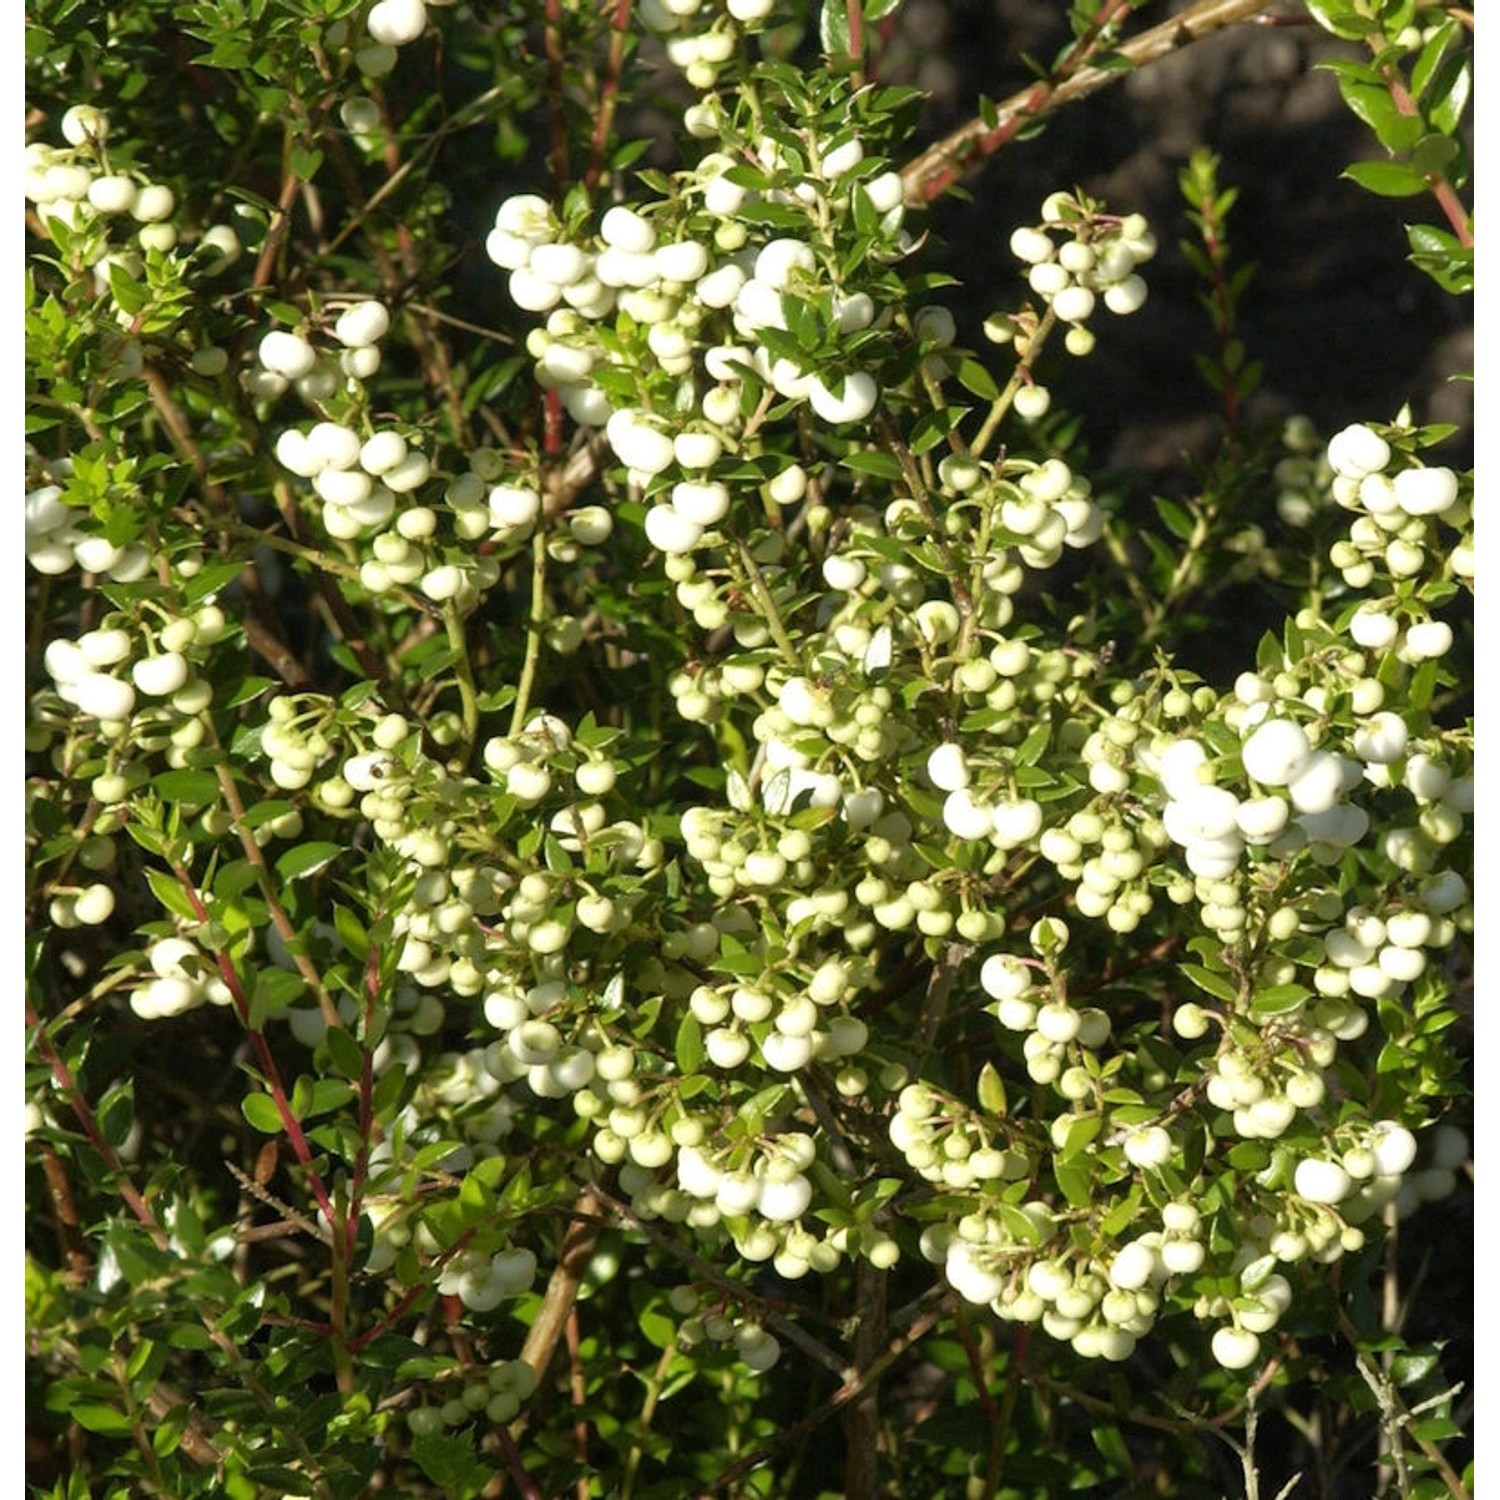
(1366, 35, 1473, 248)
(26, 1005, 170, 1251)
(693, 1290, 952, 1498)
(516, 1187, 606, 1391)
(901, 0, 1277, 204)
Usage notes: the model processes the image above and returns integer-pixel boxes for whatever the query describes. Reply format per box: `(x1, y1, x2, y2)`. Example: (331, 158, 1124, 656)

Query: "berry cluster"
(487, 126, 910, 559)
(405, 1358, 540, 1434)
(668, 1284, 784, 1373)
(992, 193, 1158, 416)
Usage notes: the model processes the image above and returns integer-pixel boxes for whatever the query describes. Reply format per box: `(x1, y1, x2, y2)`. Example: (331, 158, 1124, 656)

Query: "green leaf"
(1391, 1348, 1442, 1386)
(333, 901, 370, 961)
(1256, 629, 1282, 674)
(1377, 1038, 1406, 1075)
(1092, 1422, 1132, 1472)
(1409, 133, 1459, 179)
(1099, 1186, 1143, 1239)
(954, 358, 1000, 401)
(1326, 67, 1425, 153)
(324, 1026, 366, 1080)
(1226, 1141, 1269, 1172)
(290, 144, 323, 181)
(274, 842, 344, 883)
(241, 798, 298, 828)
(145, 867, 199, 922)
(842, 448, 903, 480)
(224, 675, 276, 709)
(126, 1337, 164, 1386)
(102, 1221, 174, 1287)
(241, 1092, 284, 1134)
(301, 1077, 354, 1119)
(152, 1407, 187, 1457)
(183, 559, 246, 606)
(1303, 0, 1380, 40)
(1427, 53, 1471, 136)
(638, 1298, 677, 1350)
(107, 262, 147, 317)
(98, 1080, 135, 1148)
(910, 406, 970, 455)
(151, 769, 221, 804)
(410, 1432, 491, 1496)
(1053, 1158, 1093, 1208)
(249, 967, 304, 1028)
(1250, 983, 1312, 1017)
(70, 1402, 133, 1436)
(214, 860, 260, 900)
(1012, 720, 1050, 767)
(1410, 1416, 1463, 1443)
(995, 1202, 1046, 1245)
(166, 1324, 214, 1351)
(1182, 963, 1238, 1003)
(1408, 657, 1438, 712)
(1405, 231, 1473, 294)
(977, 1061, 1007, 1117)
(1153, 496, 1196, 542)
(1056, 1112, 1101, 1161)
(1409, 20, 1459, 102)
(1343, 160, 1427, 198)
(674, 1014, 705, 1075)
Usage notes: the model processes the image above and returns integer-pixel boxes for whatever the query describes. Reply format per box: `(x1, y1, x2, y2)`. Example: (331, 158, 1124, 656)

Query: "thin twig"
(901, 0, 1276, 203)
(693, 1291, 952, 1497)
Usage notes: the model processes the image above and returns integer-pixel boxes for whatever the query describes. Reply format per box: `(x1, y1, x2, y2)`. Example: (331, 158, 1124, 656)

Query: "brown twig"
(591, 1186, 851, 1377)
(37, 1138, 92, 1278)
(842, 1257, 889, 1500)
(36, 1332, 225, 1468)
(143, 362, 311, 685)
(566, 1307, 592, 1499)
(253, 163, 302, 291)
(901, 0, 1277, 204)
(693, 1292, 952, 1497)
(543, 0, 571, 190)
(226, 1159, 330, 1245)
(164, 860, 340, 1246)
(516, 1186, 606, 1393)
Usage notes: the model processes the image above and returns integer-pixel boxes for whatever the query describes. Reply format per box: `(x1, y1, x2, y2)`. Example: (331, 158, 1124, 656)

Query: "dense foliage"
(25, 0, 1473, 1494)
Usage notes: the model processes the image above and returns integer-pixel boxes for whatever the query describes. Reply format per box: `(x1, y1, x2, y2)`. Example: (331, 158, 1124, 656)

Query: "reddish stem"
(496, 1425, 545, 1500)
(1371, 44, 1473, 248)
(253, 165, 302, 291)
(587, 0, 635, 194)
(26, 1006, 170, 1251)
(543, 0, 570, 190)
(1189, 182, 1244, 430)
(343, 940, 386, 1265)
(169, 862, 337, 1228)
(846, 0, 865, 86)
(544, 387, 565, 457)
(953, 1309, 1003, 1425)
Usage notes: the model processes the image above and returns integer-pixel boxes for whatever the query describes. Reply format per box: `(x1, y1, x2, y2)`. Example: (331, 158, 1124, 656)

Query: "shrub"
(25, 0, 1473, 1494)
